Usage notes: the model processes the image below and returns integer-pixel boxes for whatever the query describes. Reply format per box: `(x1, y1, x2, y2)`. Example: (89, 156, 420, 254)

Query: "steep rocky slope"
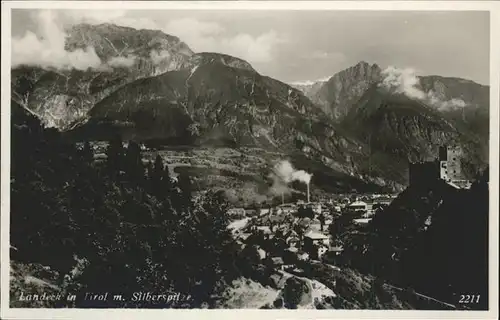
(340, 85, 487, 179)
(305, 62, 383, 120)
(418, 75, 490, 143)
(68, 52, 399, 191)
(11, 23, 488, 190)
(295, 63, 489, 135)
(293, 62, 489, 179)
(290, 80, 326, 100)
(11, 23, 194, 129)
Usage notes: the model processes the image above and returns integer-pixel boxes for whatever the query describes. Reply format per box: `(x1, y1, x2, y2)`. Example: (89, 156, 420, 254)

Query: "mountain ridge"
(11, 22, 488, 192)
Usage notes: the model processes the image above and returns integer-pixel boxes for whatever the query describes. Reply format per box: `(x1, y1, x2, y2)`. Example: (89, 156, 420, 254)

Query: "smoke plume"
(380, 66, 468, 111)
(273, 160, 312, 184)
(12, 10, 103, 71)
(269, 160, 313, 200)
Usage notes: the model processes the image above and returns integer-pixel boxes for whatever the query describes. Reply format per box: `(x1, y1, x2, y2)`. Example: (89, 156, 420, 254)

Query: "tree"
(318, 213, 326, 232)
(283, 278, 306, 309)
(329, 214, 354, 243)
(153, 155, 164, 180)
(124, 141, 144, 183)
(177, 171, 193, 210)
(106, 135, 124, 175)
(9, 104, 244, 308)
(145, 160, 154, 181)
(81, 141, 94, 164)
(151, 155, 169, 200)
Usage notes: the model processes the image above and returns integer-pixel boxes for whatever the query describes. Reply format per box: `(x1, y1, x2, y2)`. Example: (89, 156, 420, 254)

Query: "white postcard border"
(1, 2, 499, 320)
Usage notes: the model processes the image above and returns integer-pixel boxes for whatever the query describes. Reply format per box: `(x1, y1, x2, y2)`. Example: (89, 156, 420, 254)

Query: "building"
(278, 204, 297, 214)
(354, 218, 372, 225)
(297, 252, 309, 261)
(322, 246, 344, 265)
(409, 145, 472, 189)
(347, 201, 368, 213)
(310, 203, 322, 215)
(257, 247, 267, 260)
(317, 244, 329, 259)
(256, 226, 272, 238)
(329, 246, 344, 256)
(244, 209, 259, 217)
(373, 196, 392, 206)
(286, 235, 300, 248)
(271, 257, 284, 268)
(227, 208, 246, 217)
(304, 230, 330, 247)
(259, 208, 271, 216)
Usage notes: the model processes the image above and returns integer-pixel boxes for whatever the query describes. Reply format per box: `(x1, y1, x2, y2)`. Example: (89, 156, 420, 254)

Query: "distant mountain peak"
(337, 61, 382, 80)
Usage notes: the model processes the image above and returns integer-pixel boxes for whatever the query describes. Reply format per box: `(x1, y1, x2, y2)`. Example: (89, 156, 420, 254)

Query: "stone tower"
(438, 145, 467, 183)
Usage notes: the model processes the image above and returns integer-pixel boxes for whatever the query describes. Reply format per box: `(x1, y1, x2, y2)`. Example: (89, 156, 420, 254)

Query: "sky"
(11, 9, 490, 85)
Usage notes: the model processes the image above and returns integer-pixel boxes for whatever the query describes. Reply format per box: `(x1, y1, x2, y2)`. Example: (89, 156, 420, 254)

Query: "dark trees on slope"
(9, 111, 240, 308)
(339, 175, 489, 310)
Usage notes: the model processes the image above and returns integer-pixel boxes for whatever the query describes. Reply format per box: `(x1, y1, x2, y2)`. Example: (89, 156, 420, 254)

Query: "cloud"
(380, 66, 426, 100)
(290, 76, 331, 86)
(380, 66, 468, 110)
(13, 10, 286, 71)
(150, 49, 171, 65)
(163, 17, 285, 63)
(12, 10, 102, 71)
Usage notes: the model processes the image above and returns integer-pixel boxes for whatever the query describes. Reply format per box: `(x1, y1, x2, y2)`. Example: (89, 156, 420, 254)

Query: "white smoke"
(273, 160, 313, 184)
(380, 66, 468, 111)
(12, 10, 103, 71)
(269, 160, 313, 200)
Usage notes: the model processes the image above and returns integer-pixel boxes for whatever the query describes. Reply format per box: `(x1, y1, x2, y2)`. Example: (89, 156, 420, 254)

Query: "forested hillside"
(11, 101, 243, 307)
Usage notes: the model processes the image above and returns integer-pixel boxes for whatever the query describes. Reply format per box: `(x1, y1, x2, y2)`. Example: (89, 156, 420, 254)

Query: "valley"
(8, 14, 490, 311)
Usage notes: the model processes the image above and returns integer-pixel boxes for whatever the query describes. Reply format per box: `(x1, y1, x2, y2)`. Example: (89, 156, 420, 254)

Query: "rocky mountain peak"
(188, 52, 256, 72)
(12, 22, 197, 130)
(65, 22, 194, 61)
(310, 61, 382, 120)
(329, 61, 382, 84)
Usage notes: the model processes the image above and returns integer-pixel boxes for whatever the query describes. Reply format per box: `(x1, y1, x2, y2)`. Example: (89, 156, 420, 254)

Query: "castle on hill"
(409, 145, 472, 189)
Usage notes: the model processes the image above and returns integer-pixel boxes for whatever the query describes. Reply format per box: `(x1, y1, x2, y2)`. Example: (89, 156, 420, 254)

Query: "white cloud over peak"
(150, 50, 171, 65)
(12, 10, 103, 71)
(380, 66, 468, 110)
(163, 17, 285, 63)
(13, 10, 286, 70)
(380, 66, 426, 100)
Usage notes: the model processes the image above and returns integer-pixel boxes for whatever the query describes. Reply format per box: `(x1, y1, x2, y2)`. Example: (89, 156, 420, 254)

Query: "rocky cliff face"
(11, 23, 194, 129)
(340, 85, 487, 180)
(293, 62, 489, 179)
(307, 61, 383, 120)
(418, 75, 490, 145)
(290, 81, 326, 99)
(69, 52, 391, 191)
(296, 63, 489, 129)
(12, 23, 488, 191)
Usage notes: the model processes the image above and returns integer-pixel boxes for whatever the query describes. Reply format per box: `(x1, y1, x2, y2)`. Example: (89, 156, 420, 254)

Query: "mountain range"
(11, 23, 489, 195)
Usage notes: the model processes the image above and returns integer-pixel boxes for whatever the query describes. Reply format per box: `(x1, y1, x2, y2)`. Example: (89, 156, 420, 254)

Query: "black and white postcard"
(1, 1, 499, 319)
